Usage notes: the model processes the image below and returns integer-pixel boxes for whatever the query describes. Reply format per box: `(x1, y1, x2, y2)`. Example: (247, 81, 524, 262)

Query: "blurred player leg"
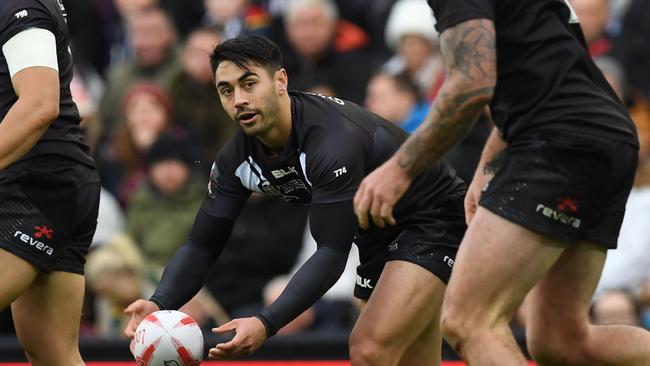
(11, 271, 86, 366)
(441, 207, 565, 366)
(526, 241, 650, 366)
(349, 260, 445, 366)
(0, 249, 39, 309)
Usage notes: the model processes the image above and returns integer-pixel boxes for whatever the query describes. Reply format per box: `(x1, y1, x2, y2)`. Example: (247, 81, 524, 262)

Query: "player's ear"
(276, 68, 288, 94)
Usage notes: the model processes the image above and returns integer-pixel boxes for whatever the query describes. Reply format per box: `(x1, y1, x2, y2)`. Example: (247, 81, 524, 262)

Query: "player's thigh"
(12, 271, 85, 359)
(0, 249, 39, 309)
(526, 241, 607, 344)
(352, 260, 446, 354)
(443, 207, 566, 325)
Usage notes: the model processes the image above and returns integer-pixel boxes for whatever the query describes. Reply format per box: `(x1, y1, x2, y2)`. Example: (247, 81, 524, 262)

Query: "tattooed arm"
(354, 19, 497, 228)
(394, 18, 497, 177)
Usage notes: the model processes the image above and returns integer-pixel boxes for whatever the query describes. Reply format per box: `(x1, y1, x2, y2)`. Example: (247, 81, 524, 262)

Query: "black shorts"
(480, 131, 638, 249)
(353, 192, 466, 300)
(0, 156, 100, 274)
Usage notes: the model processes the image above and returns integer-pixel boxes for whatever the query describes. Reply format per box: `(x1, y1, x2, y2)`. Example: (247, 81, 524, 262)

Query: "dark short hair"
(210, 35, 283, 76)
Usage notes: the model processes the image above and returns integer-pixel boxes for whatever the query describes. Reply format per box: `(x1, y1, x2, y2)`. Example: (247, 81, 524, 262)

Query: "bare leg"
(12, 271, 86, 366)
(526, 241, 650, 366)
(350, 260, 446, 366)
(441, 207, 566, 366)
(0, 249, 39, 309)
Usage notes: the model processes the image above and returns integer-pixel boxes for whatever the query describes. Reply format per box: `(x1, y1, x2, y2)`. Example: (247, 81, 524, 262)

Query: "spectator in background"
(365, 72, 428, 133)
(203, 0, 271, 39)
(611, 0, 650, 99)
(169, 27, 238, 174)
(85, 234, 155, 338)
(97, 83, 183, 205)
(280, 0, 373, 103)
(98, 7, 182, 134)
(126, 134, 204, 281)
(383, 0, 444, 100)
(593, 290, 641, 326)
(103, 0, 159, 65)
(572, 0, 613, 57)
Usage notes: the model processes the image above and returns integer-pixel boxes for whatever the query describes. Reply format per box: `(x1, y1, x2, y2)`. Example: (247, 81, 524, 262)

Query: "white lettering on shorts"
(13, 230, 54, 256)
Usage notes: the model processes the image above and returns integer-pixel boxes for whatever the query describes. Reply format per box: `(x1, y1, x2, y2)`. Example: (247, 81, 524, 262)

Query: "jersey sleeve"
(202, 151, 251, 219)
(0, 0, 56, 47)
(306, 130, 366, 204)
(428, 0, 495, 33)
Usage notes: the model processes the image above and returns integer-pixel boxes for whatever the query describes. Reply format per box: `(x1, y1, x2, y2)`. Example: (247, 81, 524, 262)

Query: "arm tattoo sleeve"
(396, 19, 497, 177)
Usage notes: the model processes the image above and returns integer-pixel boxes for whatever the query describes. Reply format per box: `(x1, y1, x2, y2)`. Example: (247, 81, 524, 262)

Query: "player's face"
(215, 61, 284, 137)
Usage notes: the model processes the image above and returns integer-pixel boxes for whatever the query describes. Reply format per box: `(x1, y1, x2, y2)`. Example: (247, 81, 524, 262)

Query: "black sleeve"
(428, 0, 495, 33)
(255, 200, 357, 336)
(150, 206, 235, 310)
(0, 1, 55, 46)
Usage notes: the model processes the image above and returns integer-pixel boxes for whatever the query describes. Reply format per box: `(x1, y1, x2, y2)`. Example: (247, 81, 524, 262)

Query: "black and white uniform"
(429, 0, 639, 248)
(0, 0, 99, 274)
(151, 91, 466, 336)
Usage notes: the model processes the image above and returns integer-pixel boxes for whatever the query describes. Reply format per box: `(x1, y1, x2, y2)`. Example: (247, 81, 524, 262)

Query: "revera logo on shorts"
(13, 230, 54, 256)
(535, 204, 581, 228)
(356, 275, 374, 289)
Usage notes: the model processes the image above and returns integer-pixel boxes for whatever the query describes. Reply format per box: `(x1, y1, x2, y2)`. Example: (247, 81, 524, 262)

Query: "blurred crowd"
(1, 0, 649, 341)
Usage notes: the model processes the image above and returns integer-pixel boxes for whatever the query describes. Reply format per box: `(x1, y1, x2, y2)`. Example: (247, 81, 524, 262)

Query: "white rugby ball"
(131, 310, 203, 366)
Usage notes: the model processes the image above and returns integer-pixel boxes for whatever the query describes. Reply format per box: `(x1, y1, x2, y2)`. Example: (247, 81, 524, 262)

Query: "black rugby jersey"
(205, 91, 464, 226)
(0, 0, 93, 166)
(428, 0, 638, 146)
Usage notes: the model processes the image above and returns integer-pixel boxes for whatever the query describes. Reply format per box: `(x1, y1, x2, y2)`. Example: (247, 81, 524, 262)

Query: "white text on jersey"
(271, 166, 298, 178)
(334, 167, 348, 177)
(15, 10, 28, 19)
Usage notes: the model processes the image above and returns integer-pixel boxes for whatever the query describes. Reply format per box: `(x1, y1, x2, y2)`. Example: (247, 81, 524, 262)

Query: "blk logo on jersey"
(271, 166, 298, 178)
(356, 275, 373, 289)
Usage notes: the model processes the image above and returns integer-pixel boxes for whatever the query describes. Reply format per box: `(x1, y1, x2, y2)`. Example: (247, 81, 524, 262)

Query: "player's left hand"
(209, 317, 267, 359)
(354, 157, 413, 229)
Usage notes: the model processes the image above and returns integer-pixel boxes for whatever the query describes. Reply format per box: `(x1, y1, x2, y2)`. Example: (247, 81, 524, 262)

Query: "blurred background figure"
(97, 82, 190, 206)
(169, 26, 237, 174)
(383, 0, 444, 100)
(98, 7, 181, 134)
(572, 0, 613, 57)
(125, 134, 204, 281)
(592, 290, 641, 326)
(277, 0, 373, 103)
(203, 0, 271, 39)
(365, 72, 428, 133)
(85, 234, 155, 338)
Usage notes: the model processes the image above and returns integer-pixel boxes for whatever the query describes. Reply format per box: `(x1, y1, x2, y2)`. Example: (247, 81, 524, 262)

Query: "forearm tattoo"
(396, 19, 497, 176)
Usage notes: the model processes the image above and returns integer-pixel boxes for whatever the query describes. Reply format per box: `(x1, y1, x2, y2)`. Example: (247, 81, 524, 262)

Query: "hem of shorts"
(479, 203, 616, 249)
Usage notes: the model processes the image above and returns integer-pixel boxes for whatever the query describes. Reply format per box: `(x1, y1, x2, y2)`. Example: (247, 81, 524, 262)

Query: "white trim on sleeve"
(2, 28, 59, 78)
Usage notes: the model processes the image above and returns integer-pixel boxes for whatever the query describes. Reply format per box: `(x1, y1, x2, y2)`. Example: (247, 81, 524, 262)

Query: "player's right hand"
(124, 299, 160, 338)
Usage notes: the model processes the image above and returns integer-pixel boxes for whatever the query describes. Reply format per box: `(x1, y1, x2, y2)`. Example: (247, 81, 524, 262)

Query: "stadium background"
(2, 0, 650, 363)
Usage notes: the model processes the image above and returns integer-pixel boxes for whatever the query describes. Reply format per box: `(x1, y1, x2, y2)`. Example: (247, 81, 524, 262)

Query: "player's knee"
(349, 328, 394, 366)
(440, 307, 473, 346)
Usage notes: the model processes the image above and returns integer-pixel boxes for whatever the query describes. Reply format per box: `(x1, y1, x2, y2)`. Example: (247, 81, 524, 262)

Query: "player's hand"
(209, 317, 267, 359)
(464, 171, 493, 225)
(124, 299, 160, 338)
(354, 157, 412, 229)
